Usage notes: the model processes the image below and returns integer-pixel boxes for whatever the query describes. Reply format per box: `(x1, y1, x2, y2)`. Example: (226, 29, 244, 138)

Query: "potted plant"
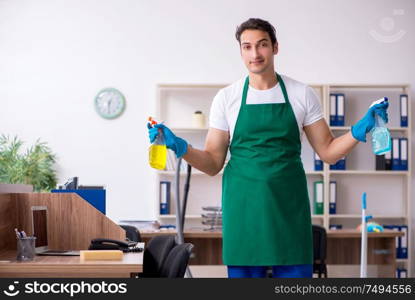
(0, 134, 57, 192)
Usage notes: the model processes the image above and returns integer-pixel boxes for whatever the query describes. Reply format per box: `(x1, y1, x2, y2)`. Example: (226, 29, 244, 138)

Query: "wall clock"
(94, 87, 126, 119)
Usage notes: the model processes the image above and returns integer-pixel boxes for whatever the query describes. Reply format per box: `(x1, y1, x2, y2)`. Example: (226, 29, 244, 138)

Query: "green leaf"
(0, 135, 58, 191)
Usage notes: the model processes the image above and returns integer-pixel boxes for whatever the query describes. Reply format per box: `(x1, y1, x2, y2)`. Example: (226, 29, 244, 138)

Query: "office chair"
(265, 225, 328, 278)
(159, 243, 194, 278)
(120, 225, 141, 242)
(312, 224, 328, 278)
(140, 235, 176, 277)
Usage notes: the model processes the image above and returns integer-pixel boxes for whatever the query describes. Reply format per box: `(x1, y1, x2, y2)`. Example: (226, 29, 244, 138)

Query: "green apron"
(222, 73, 313, 266)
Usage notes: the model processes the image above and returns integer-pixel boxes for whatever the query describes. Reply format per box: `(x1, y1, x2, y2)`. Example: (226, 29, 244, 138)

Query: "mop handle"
(360, 192, 368, 278)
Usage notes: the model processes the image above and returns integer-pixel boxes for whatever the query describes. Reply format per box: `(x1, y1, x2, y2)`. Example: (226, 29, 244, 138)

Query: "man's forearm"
(324, 131, 359, 164)
(182, 145, 224, 176)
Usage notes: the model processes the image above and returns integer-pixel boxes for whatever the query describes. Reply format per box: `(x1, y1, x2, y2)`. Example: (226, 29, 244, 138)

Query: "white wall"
(1, 0, 414, 227)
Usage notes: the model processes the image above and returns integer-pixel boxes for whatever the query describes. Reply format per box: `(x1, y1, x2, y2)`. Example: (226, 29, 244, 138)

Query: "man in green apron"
(148, 18, 389, 278)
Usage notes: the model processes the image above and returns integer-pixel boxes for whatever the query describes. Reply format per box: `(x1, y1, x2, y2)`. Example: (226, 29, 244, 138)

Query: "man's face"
(240, 29, 278, 74)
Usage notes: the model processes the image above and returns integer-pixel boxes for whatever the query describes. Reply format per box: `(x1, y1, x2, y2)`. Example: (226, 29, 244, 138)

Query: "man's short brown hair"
(235, 18, 277, 46)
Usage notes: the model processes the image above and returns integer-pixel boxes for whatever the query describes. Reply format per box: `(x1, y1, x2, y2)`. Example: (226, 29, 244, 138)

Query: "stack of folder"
(383, 225, 408, 259)
(330, 93, 345, 126)
(313, 180, 337, 215)
(375, 138, 408, 170)
(330, 94, 408, 128)
(314, 152, 346, 171)
(330, 157, 346, 170)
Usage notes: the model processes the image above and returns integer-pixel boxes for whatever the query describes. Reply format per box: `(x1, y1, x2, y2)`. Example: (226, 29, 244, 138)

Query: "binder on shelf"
(314, 152, 323, 171)
(338, 156, 346, 170)
(159, 181, 171, 215)
(400, 94, 408, 127)
(383, 225, 401, 259)
(396, 268, 408, 278)
(329, 181, 336, 214)
(385, 147, 392, 170)
(392, 138, 400, 171)
(313, 181, 324, 215)
(399, 225, 408, 259)
(330, 157, 346, 170)
(375, 154, 386, 170)
(399, 138, 408, 171)
(330, 93, 337, 126)
(336, 93, 345, 126)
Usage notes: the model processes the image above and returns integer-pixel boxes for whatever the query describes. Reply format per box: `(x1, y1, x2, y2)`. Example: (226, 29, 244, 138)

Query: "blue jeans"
(227, 264, 313, 278)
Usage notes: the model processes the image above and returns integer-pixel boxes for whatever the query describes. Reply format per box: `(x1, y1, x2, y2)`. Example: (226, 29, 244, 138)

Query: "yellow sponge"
(80, 250, 123, 261)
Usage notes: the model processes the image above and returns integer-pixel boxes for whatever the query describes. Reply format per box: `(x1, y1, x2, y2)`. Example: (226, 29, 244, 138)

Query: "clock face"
(94, 88, 126, 119)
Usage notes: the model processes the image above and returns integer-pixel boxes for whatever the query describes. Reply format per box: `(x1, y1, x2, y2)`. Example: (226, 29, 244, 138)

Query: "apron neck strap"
(242, 73, 290, 105)
(277, 74, 290, 104)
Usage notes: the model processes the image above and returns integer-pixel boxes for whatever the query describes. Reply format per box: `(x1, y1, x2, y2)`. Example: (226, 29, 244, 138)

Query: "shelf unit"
(154, 82, 412, 276)
(321, 84, 412, 277)
(154, 83, 227, 231)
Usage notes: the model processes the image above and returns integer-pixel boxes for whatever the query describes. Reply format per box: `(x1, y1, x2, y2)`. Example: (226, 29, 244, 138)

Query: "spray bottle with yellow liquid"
(148, 117, 167, 170)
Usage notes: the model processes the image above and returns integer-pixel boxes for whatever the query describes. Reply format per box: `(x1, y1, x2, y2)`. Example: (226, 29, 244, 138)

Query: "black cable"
(181, 163, 192, 230)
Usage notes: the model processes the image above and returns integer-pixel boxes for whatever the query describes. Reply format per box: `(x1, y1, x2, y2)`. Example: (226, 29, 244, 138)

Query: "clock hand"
(108, 99, 113, 113)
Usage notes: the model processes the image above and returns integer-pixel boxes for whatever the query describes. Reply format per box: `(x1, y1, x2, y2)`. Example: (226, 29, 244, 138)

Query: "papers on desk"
(118, 220, 160, 231)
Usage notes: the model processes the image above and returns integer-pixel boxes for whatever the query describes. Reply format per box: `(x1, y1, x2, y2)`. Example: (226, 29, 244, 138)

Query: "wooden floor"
(188, 265, 388, 278)
(189, 265, 228, 278)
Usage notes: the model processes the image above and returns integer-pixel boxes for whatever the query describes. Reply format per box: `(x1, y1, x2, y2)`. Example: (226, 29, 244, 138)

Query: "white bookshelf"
(154, 83, 226, 232)
(154, 82, 412, 276)
(322, 84, 412, 277)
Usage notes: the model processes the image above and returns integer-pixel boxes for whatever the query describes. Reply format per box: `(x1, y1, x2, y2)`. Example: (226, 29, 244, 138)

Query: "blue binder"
(329, 181, 336, 214)
(338, 157, 346, 170)
(330, 157, 346, 170)
(392, 138, 400, 171)
(385, 147, 392, 170)
(336, 93, 345, 126)
(398, 225, 408, 259)
(400, 94, 408, 127)
(330, 93, 337, 126)
(160, 181, 171, 215)
(314, 152, 323, 171)
(399, 138, 408, 171)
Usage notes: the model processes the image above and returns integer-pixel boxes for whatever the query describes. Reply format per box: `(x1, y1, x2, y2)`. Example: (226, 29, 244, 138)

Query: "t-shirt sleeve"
(209, 89, 229, 131)
(303, 86, 324, 126)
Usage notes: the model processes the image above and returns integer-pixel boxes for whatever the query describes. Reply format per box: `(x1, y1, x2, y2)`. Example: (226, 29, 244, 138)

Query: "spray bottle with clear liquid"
(148, 117, 167, 170)
(371, 97, 391, 155)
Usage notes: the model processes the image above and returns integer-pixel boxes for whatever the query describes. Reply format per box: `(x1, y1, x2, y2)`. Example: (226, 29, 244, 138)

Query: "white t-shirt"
(209, 74, 323, 141)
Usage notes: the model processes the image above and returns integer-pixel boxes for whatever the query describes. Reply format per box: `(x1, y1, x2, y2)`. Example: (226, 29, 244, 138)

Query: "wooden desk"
(326, 230, 403, 277)
(0, 243, 144, 278)
(141, 229, 403, 277)
(141, 229, 222, 265)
